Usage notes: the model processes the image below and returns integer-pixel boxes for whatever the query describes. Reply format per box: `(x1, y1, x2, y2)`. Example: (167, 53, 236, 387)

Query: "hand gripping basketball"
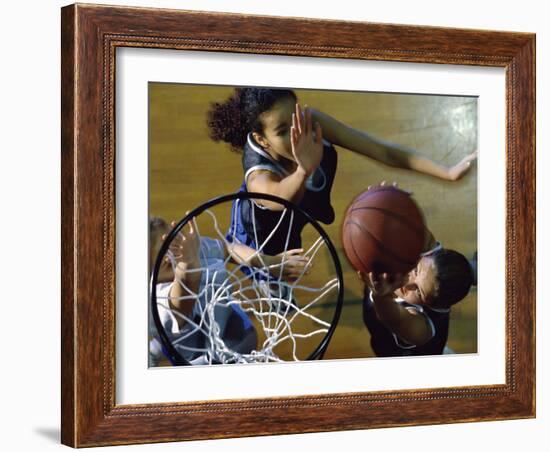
(359, 271, 406, 298)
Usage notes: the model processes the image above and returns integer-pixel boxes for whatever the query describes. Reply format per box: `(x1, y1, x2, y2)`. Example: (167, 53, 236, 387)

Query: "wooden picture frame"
(61, 3, 535, 447)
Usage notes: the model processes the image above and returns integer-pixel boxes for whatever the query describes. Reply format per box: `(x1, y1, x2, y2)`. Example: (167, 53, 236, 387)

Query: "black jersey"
(233, 133, 337, 255)
(362, 288, 450, 357)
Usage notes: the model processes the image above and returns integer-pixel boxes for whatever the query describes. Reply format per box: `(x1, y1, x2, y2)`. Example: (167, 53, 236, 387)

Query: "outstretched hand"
(447, 151, 477, 181)
(291, 104, 323, 177)
(367, 180, 412, 194)
(358, 271, 405, 298)
(269, 248, 311, 282)
(165, 216, 202, 319)
(163, 215, 201, 274)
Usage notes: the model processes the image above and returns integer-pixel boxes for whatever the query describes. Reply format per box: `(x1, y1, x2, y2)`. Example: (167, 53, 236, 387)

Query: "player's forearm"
(393, 146, 452, 180)
(257, 168, 309, 211)
(312, 109, 452, 180)
(278, 167, 309, 201)
(168, 263, 201, 326)
(347, 132, 451, 180)
(229, 243, 281, 275)
(169, 281, 195, 319)
(372, 292, 431, 346)
(228, 243, 263, 267)
(372, 294, 404, 331)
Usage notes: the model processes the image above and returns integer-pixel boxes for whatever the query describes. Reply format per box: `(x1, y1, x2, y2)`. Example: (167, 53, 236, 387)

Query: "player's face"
(255, 96, 297, 163)
(398, 256, 438, 306)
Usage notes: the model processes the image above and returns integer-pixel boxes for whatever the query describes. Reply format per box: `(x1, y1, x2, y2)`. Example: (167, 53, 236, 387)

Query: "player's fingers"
(394, 273, 405, 287)
(289, 261, 307, 276)
(299, 260, 310, 271)
(304, 105, 311, 136)
(181, 211, 193, 235)
(291, 116, 299, 147)
(368, 272, 376, 288)
(173, 231, 183, 243)
(174, 261, 187, 275)
(295, 103, 303, 135)
(295, 262, 310, 276)
(314, 121, 323, 145)
(287, 248, 304, 256)
(191, 217, 198, 236)
(290, 125, 298, 151)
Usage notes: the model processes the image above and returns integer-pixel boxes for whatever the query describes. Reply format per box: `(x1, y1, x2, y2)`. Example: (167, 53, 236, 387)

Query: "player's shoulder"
(246, 168, 283, 190)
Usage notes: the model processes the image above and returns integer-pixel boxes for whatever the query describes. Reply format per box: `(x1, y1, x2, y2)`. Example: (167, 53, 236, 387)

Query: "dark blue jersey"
(362, 288, 450, 357)
(226, 133, 337, 256)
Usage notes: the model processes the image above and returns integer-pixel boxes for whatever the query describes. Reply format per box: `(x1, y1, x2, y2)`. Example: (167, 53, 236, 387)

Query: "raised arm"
(165, 220, 202, 329)
(361, 272, 433, 346)
(247, 104, 323, 211)
(311, 108, 476, 181)
(226, 242, 309, 282)
(247, 169, 309, 211)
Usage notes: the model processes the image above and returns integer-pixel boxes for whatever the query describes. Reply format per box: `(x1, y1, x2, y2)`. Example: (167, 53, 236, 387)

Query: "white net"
(153, 199, 341, 365)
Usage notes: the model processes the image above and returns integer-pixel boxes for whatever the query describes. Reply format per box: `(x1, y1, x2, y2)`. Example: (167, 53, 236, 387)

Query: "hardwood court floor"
(149, 83, 478, 360)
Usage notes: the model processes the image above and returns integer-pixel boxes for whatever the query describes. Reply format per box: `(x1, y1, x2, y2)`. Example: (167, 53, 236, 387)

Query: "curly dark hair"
(430, 248, 474, 309)
(207, 87, 297, 152)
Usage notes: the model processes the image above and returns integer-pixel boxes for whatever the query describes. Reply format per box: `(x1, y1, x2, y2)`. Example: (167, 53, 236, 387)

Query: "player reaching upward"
(361, 246, 474, 357)
(207, 88, 477, 256)
(148, 216, 309, 366)
(344, 183, 475, 357)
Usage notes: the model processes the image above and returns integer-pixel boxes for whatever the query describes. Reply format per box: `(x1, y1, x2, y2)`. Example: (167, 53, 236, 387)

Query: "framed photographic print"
(61, 3, 535, 447)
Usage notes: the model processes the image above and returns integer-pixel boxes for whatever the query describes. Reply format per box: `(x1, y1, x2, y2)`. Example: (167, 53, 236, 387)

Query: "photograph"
(56, 2, 536, 446)
(148, 83, 478, 366)
(2, 0, 546, 449)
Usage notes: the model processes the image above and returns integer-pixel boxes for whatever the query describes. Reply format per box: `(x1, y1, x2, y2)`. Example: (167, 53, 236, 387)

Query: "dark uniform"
(226, 133, 337, 256)
(362, 288, 450, 357)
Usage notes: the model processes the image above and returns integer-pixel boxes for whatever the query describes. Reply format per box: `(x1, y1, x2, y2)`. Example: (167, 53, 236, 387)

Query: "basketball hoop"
(150, 192, 344, 366)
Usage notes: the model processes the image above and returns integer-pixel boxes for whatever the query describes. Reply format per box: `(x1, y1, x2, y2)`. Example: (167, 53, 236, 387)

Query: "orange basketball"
(342, 186, 426, 275)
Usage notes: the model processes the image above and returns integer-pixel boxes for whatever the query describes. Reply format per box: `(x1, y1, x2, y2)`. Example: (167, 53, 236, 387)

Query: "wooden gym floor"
(149, 83, 477, 360)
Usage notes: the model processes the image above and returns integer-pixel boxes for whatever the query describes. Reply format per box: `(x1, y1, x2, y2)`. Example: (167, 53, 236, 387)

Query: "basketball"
(342, 185, 426, 275)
